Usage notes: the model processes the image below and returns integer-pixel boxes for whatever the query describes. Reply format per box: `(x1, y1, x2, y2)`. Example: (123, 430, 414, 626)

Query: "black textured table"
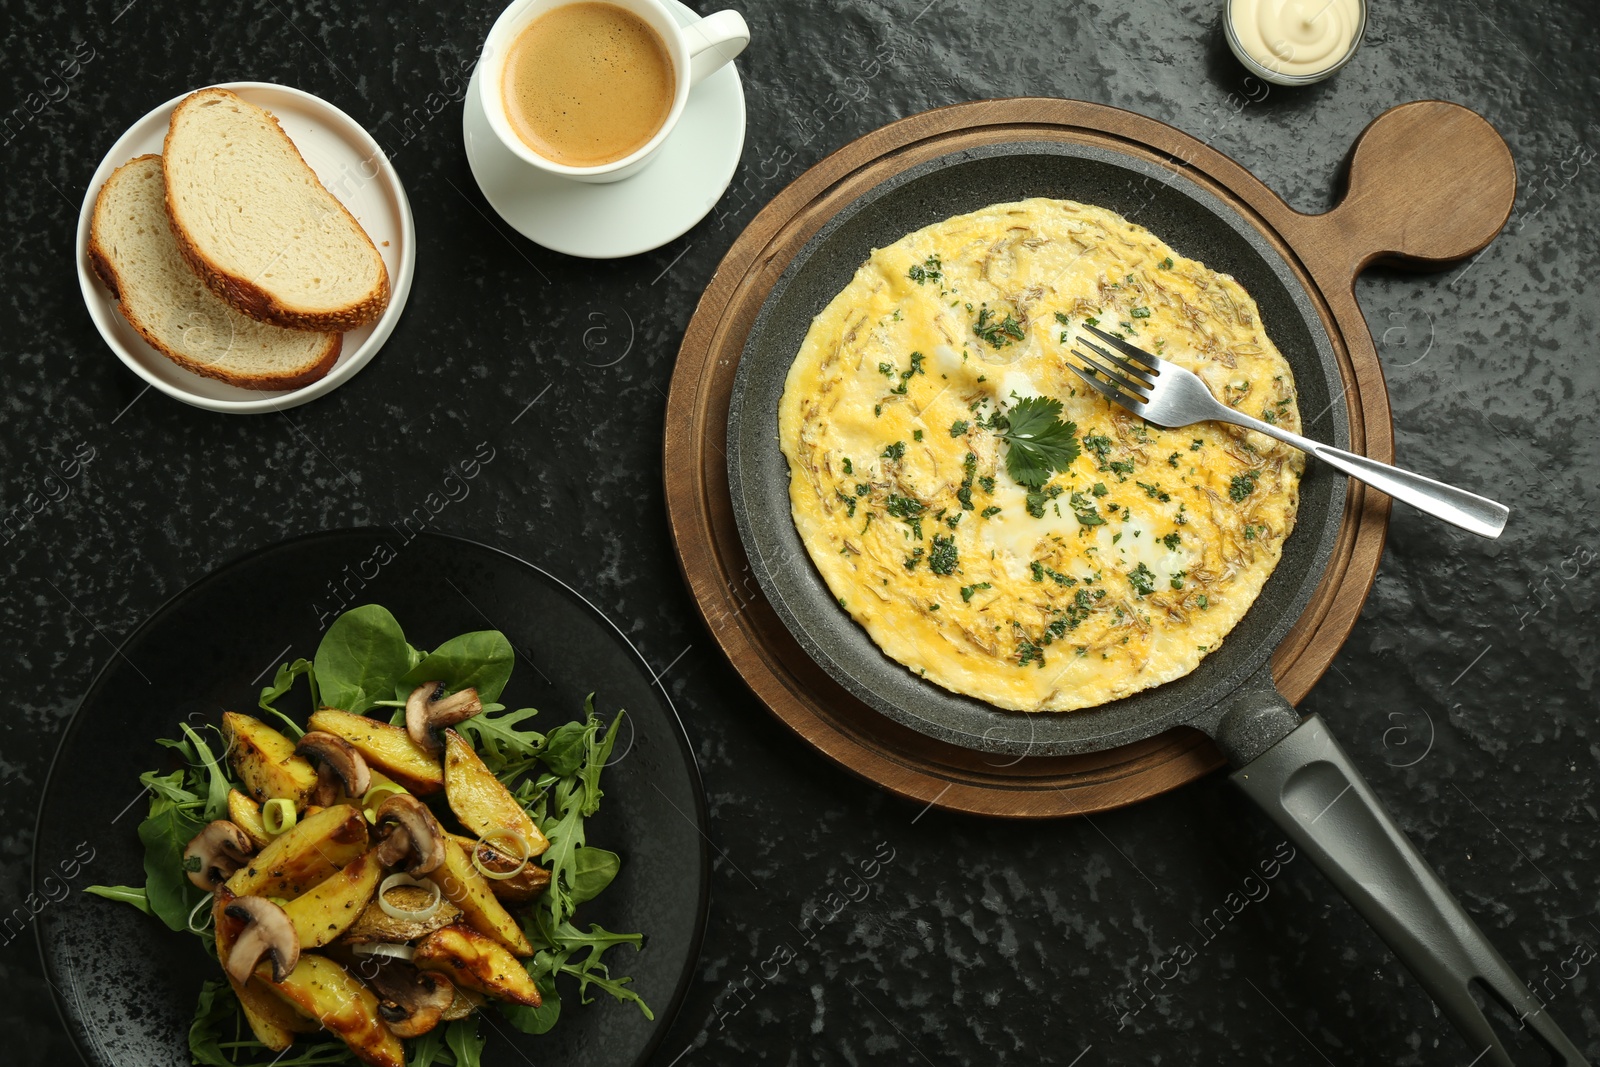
(3, 1, 1597, 1064)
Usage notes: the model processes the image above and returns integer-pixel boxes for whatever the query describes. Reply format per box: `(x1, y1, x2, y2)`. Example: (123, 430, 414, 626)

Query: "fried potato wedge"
(224, 712, 318, 808)
(426, 837, 533, 956)
(228, 788, 273, 850)
(260, 953, 405, 1067)
(339, 884, 462, 945)
(441, 730, 548, 856)
(282, 848, 382, 948)
(225, 804, 367, 899)
(414, 924, 541, 1006)
(308, 708, 443, 794)
(448, 832, 552, 904)
(213, 888, 319, 1049)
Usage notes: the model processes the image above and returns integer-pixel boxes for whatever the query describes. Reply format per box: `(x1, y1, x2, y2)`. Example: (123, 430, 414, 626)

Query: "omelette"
(777, 198, 1305, 713)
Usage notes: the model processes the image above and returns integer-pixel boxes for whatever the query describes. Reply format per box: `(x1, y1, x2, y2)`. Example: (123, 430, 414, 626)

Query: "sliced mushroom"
(223, 896, 300, 985)
(295, 730, 373, 806)
(183, 820, 255, 890)
(404, 683, 483, 753)
(373, 793, 447, 876)
(364, 959, 456, 1038)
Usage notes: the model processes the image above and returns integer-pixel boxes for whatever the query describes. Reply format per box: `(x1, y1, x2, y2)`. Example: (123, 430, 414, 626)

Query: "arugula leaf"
(81, 884, 151, 914)
(517, 909, 651, 1026)
(259, 657, 319, 721)
(579, 708, 621, 818)
(1000, 397, 1081, 490)
(174, 723, 230, 822)
(411, 1030, 448, 1067)
(565, 963, 651, 1017)
(314, 604, 414, 713)
(443, 1018, 486, 1067)
(400, 630, 514, 704)
(456, 706, 545, 778)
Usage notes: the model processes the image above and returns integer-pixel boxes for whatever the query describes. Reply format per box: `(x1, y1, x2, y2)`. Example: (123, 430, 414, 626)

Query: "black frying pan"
(725, 141, 1588, 1065)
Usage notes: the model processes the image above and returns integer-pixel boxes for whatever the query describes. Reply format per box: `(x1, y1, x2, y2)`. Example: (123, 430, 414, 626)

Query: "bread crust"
(89, 154, 344, 391)
(161, 88, 390, 333)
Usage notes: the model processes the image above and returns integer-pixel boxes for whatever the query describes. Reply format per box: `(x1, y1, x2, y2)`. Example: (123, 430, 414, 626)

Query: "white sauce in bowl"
(1228, 0, 1364, 81)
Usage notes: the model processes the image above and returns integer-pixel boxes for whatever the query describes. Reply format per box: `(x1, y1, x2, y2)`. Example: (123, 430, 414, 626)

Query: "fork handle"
(1222, 414, 1509, 538)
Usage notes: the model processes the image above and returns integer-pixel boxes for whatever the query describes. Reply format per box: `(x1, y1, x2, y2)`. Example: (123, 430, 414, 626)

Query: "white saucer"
(76, 81, 416, 414)
(462, 0, 746, 259)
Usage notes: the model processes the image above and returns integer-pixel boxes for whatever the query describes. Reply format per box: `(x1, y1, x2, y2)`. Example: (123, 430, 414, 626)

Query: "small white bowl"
(76, 81, 416, 414)
(1223, 0, 1368, 87)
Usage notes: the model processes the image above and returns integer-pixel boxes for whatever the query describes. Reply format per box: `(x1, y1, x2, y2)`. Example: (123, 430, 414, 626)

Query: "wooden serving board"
(663, 99, 1515, 818)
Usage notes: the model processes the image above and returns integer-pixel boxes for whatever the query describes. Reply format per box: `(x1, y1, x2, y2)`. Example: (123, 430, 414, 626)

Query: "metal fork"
(1067, 324, 1509, 538)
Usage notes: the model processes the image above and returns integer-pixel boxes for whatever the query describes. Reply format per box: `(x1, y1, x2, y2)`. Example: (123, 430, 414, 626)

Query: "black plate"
(33, 529, 709, 1067)
(726, 141, 1349, 756)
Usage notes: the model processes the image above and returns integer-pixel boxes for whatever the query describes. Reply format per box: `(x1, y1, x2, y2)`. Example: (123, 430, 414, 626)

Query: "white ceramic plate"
(76, 82, 415, 414)
(463, 0, 746, 259)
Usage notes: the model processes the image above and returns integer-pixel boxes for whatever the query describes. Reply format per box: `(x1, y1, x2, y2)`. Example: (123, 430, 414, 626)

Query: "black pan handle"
(1221, 710, 1591, 1066)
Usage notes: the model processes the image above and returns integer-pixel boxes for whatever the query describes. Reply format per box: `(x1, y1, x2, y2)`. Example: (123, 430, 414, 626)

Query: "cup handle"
(682, 10, 750, 88)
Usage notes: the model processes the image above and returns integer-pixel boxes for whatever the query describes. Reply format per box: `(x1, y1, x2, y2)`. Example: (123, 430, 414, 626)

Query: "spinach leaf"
(568, 848, 620, 906)
(539, 721, 589, 778)
(502, 976, 562, 1035)
(135, 770, 206, 932)
(81, 884, 151, 915)
(314, 605, 414, 713)
(187, 979, 235, 1067)
(400, 631, 514, 704)
(138, 804, 204, 932)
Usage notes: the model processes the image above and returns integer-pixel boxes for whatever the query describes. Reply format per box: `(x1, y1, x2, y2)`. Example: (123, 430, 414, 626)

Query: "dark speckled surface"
(2, 1, 1596, 1065)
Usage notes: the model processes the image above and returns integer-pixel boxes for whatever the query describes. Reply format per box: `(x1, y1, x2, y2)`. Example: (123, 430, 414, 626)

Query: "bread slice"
(88, 155, 342, 390)
(162, 88, 389, 331)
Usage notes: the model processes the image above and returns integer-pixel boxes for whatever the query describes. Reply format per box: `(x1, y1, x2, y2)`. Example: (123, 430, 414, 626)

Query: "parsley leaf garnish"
(1128, 563, 1157, 597)
(1229, 470, 1259, 502)
(1068, 491, 1106, 528)
(973, 305, 1026, 348)
(908, 255, 942, 285)
(1000, 396, 1081, 490)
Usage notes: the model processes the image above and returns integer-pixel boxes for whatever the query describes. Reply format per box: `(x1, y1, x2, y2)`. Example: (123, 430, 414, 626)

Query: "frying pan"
(724, 133, 1589, 1063)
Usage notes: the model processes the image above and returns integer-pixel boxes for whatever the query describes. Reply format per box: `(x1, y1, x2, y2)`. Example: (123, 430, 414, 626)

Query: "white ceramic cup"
(479, 0, 749, 184)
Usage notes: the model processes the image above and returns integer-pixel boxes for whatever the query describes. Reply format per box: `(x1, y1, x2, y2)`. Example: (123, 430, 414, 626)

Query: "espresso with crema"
(502, 2, 675, 167)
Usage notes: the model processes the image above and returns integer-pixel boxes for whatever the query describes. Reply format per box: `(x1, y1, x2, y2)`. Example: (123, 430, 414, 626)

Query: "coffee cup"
(479, 0, 749, 184)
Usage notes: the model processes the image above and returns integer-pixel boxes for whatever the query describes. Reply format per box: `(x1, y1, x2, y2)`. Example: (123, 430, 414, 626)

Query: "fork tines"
(1069, 325, 1159, 413)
